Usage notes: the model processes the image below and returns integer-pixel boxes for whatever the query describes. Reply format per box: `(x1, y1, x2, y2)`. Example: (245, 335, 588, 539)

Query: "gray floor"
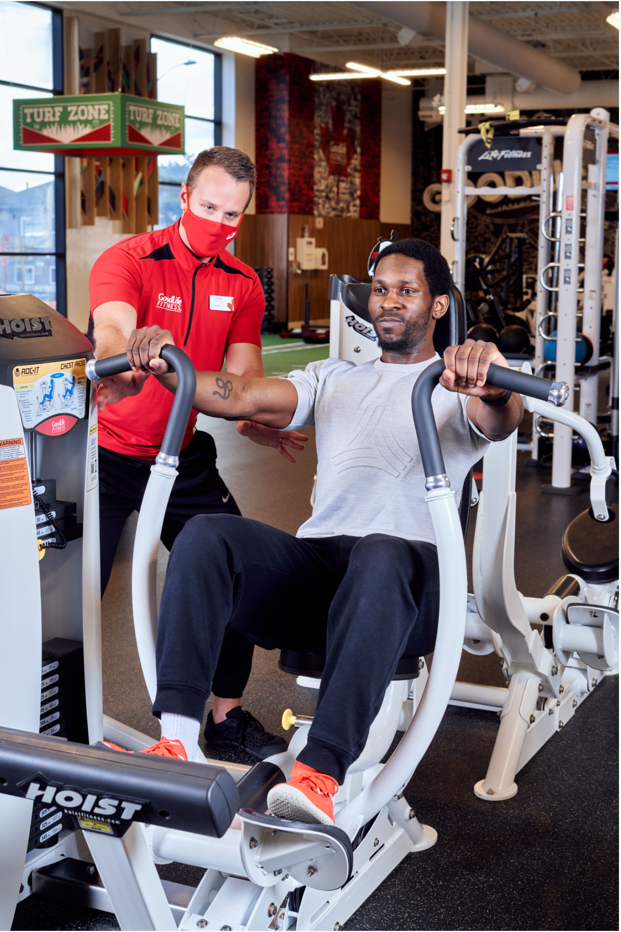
(12, 411, 619, 931)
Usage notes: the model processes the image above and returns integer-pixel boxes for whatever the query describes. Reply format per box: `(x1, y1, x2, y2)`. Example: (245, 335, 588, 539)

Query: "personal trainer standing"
(89, 146, 307, 759)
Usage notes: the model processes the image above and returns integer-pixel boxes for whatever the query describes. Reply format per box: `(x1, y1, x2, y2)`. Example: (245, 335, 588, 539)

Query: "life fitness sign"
(423, 135, 543, 225)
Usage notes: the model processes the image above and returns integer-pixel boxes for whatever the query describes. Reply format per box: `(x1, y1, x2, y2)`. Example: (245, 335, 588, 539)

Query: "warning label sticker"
(13, 358, 87, 429)
(88, 422, 98, 489)
(0, 437, 31, 510)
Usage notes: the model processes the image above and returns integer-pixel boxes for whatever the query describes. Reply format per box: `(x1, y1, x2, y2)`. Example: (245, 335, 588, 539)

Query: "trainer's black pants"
(99, 430, 255, 699)
(153, 514, 440, 783)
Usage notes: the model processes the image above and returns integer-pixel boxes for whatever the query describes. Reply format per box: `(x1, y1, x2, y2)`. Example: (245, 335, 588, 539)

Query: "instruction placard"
(0, 437, 31, 510)
(13, 358, 87, 429)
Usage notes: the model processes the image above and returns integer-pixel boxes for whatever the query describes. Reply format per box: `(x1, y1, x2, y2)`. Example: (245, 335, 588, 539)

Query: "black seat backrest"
(342, 281, 466, 356)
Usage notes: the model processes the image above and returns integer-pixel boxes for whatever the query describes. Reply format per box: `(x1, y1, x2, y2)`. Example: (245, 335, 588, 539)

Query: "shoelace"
(295, 770, 338, 798)
(142, 738, 186, 760)
(235, 709, 267, 746)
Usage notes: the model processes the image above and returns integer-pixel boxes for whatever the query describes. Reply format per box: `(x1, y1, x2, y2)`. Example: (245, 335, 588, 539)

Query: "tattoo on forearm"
(212, 377, 233, 400)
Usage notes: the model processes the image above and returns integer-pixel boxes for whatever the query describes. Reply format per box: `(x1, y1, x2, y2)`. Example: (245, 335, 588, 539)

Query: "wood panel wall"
(236, 215, 411, 327)
(235, 214, 288, 323)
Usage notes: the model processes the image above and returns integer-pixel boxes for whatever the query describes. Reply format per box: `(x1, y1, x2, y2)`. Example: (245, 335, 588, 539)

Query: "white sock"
(160, 713, 200, 760)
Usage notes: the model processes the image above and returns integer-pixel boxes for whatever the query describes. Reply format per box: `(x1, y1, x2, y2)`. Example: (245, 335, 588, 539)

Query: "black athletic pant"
(154, 514, 440, 783)
(99, 430, 255, 699)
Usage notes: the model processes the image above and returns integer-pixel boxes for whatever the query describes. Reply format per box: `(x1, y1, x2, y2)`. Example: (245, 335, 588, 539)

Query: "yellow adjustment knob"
(282, 709, 296, 731)
(37, 539, 46, 561)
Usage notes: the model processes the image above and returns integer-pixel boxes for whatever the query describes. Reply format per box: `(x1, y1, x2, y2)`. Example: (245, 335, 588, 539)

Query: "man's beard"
(373, 302, 433, 353)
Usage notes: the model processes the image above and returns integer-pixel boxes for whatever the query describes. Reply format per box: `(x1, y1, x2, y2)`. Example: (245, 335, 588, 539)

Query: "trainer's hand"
(236, 421, 309, 463)
(97, 370, 149, 412)
(126, 325, 175, 376)
(440, 339, 509, 399)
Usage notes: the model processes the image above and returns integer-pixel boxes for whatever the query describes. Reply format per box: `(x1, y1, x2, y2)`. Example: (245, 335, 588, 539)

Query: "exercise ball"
(503, 313, 531, 332)
(543, 331, 591, 364)
(498, 325, 532, 355)
(468, 322, 499, 344)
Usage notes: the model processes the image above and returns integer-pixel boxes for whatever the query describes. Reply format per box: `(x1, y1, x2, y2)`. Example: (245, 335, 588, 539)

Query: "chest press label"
(13, 358, 87, 430)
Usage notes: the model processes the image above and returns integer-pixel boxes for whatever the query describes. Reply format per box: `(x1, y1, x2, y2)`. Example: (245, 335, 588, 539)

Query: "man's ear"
(180, 182, 188, 213)
(431, 294, 449, 319)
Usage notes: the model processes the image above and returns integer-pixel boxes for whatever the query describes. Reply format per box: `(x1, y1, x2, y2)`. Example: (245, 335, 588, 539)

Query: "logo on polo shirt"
(156, 293, 183, 312)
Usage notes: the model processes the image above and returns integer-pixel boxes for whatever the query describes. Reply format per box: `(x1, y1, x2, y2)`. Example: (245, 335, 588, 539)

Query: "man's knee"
(170, 513, 246, 563)
(349, 533, 413, 574)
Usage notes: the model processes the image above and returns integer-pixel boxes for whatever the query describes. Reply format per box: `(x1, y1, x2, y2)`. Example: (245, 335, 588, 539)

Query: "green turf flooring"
(260, 334, 330, 377)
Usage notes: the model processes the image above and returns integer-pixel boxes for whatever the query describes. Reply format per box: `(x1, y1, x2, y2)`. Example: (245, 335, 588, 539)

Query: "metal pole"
(610, 220, 619, 461)
(532, 129, 553, 461)
(579, 109, 609, 426)
(551, 113, 590, 490)
(440, 1, 468, 271)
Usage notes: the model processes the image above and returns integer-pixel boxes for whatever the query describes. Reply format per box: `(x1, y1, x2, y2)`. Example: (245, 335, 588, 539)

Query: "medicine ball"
(468, 322, 499, 344)
(502, 313, 531, 332)
(498, 325, 532, 355)
(543, 331, 592, 364)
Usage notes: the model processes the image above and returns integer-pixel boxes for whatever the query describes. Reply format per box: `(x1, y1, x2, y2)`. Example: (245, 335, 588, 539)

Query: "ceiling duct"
(353, 1, 582, 96)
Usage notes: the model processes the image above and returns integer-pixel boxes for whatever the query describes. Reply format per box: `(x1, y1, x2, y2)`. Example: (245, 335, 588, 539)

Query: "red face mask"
(181, 204, 241, 257)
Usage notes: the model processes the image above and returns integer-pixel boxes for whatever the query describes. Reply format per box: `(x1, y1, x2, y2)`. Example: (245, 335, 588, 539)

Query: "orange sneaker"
(103, 737, 187, 761)
(267, 761, 338, 825)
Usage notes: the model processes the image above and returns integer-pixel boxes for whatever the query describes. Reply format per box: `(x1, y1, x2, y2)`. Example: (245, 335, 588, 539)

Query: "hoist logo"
(345, 314, 378, 342)
(24, 781, 144, 822)
(0, 317, 52, 339)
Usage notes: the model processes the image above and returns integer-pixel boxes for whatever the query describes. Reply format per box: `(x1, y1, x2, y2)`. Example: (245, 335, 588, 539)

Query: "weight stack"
(40, 639, 89, 743)
(254, 266, 275, 333)
(27, 638, 89, 850)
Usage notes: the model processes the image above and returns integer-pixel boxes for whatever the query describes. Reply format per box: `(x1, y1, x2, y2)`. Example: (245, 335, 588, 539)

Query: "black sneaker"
(204, 707, 287, 760)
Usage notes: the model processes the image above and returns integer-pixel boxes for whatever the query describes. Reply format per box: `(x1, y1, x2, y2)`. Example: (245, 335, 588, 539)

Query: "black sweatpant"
(99, 430, 255, 699)
(154, 514, 440, 783)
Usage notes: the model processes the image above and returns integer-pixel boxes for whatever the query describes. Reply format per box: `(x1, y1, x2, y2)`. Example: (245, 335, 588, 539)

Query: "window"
(0, 1, 65, 313)
(151, 36, 221, 229)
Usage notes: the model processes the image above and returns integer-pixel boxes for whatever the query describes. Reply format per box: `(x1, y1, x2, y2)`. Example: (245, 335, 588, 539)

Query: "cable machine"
(453, 110, 618, 488)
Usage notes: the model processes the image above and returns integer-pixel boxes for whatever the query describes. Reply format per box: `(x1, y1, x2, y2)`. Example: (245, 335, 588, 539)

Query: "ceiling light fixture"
(346, 61, 381, 77)
(311, 62, 412, 85)
(437, 102, 505, 115)
(386, 67, 447, 77)
(310, 72, 368, 81)
(606, 10, 619, 28)
(214, 36, 278, 58)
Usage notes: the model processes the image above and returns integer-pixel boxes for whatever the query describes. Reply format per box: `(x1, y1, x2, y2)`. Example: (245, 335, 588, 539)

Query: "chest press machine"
(0, 287, 571, 930)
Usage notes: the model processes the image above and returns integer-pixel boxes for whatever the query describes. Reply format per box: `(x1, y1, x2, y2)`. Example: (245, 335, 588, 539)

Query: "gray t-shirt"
(286, 354, 491, 544)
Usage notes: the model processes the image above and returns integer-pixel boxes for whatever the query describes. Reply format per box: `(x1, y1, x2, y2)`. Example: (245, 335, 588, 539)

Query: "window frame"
(0, 1, 66, 315)
(150, 34, 222, 219)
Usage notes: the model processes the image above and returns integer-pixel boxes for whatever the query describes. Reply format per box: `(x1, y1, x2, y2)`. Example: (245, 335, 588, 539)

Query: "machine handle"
(86, 345, 197, 462)
(411, 361, 569, 489)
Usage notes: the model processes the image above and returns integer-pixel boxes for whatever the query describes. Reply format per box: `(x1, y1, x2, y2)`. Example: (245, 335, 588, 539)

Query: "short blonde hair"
(186, 146, 255, 207)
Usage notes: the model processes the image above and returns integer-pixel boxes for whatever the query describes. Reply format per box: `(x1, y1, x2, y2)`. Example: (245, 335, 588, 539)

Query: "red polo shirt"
(89, 220, 264, 459)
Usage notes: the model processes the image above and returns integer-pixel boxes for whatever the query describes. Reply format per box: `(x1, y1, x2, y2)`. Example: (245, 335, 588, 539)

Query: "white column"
(440, 2, 469, 269)
(579, 109, 609, 425)
(531, 129, 553, 461)
(552, 114, 589, 488)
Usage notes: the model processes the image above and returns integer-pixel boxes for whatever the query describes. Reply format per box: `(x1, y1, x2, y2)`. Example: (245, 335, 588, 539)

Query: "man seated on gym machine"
(113, 239, 524, 825)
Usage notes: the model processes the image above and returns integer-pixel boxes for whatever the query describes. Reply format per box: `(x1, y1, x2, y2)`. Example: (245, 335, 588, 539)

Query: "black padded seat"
(279, 648, 421, 681)
(561, 506, 618, 584)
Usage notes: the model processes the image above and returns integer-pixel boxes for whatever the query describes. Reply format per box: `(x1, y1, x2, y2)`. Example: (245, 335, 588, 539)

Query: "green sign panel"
(13, 93, 185, 157)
